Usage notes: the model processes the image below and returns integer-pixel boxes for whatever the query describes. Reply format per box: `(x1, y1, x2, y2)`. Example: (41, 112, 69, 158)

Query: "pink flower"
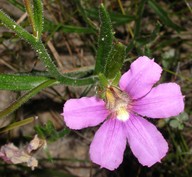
(62, 56, 184, 170)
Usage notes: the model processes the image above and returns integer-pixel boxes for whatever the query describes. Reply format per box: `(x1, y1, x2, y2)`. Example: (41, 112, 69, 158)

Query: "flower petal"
(90, 119, 126, 170)
(119, 56, 162, 99)
(63, 97, 109, 130)
(125, 114, 168, 167)
(133, 83, 184, 118)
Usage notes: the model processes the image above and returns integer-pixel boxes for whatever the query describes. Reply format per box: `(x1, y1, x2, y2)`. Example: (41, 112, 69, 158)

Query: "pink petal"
(125, 114, 168, 167)
(133, 83, 184, 118)
(90, 119, 126, 170)
(119, 56, 162, 99)
(63, 97, 109, 130)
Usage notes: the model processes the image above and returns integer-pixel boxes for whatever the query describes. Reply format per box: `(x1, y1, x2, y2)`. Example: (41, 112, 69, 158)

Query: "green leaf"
(44, 19, 95, 34)
(169, 119, 180, 128)
(104, 42, 126, 79)
(169, 112, 189, 130)
(134, 0, 147, 38)
(154, 37, 181, 51)
(7, 0, 95, 35)
(125, 0, 147, 55)
(74, 0, 97, 31)
(8, 0, 25, 11)
(85, 8, 135, 26)
(179, 112, 189, 121)
(135, 22, 162, 46)
(32, 41, 97, 86)
(0, 10, 97, 85)
(109, 12, 135, 26)
(94, 4, 113, 74)
(148, 0, 183, 32)
(178, 124, 184, 130)
(0, 117, 35, 133)
(0, 9, 36, 43)
(111, 72, 121, 86)
(23, 0, 36, 36)
(98, 73, 109, 88)
(0, 74, 49, 91)
(0, 10, 61, 81)
(33, 0, 43, 39)
(23, 0, 43, 39)
(34, 120, 70, 142)
(0, 79, 56, 119)
(59, 24, 95, 34)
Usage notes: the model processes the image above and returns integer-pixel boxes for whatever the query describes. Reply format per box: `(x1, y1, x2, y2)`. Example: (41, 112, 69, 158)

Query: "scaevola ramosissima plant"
(62, 56, 184, 170)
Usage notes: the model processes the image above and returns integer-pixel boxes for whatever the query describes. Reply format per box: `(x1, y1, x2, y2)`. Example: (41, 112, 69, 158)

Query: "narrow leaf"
(44, 20, 95, 34)
(23, 0, 36, 36)
(98, 73, 109, 88)
(0, 74, 49, 91)
(34, 120, 70, 142)
(135, 22, 162, 46)
(7, 1, 95, 34)
(0, 117, 35, 133)
(104, 42, 126, 79)
(111, 72, 121, 86)
(94, 4, 113, 74)
(8, 0, 25, 11)
(33, 0, 43, 39)
(0, 9, 36, 43)
(0, 79, 56, 119)
(85, 8, 135, 26)
(148, 0, 183, 32)
(74, 0, 97, 31)
(134, 0, 147, 38)
(0, 10, 97, 86)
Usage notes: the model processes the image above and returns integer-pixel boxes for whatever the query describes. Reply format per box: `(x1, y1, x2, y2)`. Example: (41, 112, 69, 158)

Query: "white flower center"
(105, 86, 130, 122)
(116, 106, 129, 121)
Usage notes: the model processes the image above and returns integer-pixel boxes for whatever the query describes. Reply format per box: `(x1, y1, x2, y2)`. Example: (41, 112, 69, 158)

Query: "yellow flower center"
(105, 86, 130, 122)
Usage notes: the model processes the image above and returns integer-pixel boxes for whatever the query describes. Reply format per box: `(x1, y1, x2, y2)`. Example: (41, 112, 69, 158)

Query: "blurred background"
(0, 0, 192, 176)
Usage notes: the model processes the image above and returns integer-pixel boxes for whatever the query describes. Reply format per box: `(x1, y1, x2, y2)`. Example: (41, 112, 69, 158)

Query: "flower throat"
(105, 86, 130, 121)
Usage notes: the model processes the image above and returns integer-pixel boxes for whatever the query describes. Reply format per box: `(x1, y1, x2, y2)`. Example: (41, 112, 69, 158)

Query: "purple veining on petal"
(125, 114, 168, 167)
(90, 118, 126, 170)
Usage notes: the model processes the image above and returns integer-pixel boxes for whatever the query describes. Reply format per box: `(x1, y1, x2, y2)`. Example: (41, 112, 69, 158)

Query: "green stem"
(0, 10, 62, 79)
(0, 79, 56, 119)
(33, 41, 98, 85)
(32, 41, 66, 79)
(0, 10, 97, 86)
